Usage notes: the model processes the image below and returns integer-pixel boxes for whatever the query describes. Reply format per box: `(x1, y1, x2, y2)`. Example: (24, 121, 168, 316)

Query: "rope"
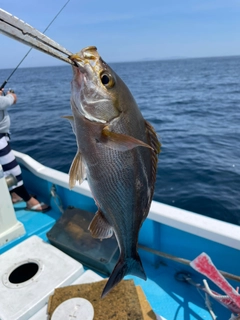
(204, 292, 217, 320)
(203, 279, 229, 300)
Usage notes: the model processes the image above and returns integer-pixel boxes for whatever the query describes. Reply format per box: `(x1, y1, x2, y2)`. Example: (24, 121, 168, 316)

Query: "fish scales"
(68, 46, 160, 297)
(86, 141, 148, 234)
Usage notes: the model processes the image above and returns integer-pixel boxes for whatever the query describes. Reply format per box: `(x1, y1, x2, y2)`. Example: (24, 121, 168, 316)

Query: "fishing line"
(0, 0, 71, 91)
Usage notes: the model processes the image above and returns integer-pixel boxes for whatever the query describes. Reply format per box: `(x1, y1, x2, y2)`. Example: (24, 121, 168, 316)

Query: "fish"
(67, 46, 160, 298)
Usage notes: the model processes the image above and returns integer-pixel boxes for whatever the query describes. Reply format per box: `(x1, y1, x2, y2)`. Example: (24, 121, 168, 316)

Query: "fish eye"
(100, 72, 115, 89)
(101, 75, 109, 85)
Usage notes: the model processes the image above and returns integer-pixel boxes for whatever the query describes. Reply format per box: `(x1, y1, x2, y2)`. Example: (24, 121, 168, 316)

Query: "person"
(0, 88, 50, 212)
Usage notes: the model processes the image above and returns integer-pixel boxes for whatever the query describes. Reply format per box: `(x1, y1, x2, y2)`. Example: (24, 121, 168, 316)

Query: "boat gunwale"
(13, 150, 240, 251)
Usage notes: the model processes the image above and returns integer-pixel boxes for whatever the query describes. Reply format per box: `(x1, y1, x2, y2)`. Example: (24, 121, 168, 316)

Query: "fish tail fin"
(101, 253, 146, 298)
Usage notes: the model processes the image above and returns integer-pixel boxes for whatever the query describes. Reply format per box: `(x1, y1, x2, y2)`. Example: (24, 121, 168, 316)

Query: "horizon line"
(1, 53, 240, 70)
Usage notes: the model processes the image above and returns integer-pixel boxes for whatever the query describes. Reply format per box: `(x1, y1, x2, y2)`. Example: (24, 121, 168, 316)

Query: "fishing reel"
(0, 88, 15, 96)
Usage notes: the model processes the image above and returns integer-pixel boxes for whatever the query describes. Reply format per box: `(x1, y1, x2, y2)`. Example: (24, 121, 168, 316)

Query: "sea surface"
(1, 56, 239, 225)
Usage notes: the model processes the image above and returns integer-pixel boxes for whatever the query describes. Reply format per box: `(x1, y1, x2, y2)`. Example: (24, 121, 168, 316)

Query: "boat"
(0, 150, 240, 320)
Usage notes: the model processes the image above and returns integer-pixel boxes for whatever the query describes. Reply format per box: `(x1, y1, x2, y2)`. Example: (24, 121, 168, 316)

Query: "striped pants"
(0, 136, 30, 201)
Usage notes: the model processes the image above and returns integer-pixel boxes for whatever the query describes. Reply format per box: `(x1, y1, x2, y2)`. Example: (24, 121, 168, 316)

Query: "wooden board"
(48, 279, 156, 319)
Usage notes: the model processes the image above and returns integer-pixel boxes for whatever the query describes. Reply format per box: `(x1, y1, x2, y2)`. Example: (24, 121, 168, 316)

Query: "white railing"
(14, 150, 240, 250)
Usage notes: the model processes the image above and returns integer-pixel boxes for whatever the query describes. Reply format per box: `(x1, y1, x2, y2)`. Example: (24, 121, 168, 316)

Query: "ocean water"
(1, 56, 239, 225)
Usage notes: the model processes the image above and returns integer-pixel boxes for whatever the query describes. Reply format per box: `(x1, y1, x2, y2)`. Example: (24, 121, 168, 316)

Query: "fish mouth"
(69, 46, 99, 70)
(69, 47, 98, 89)
(69, 54, 86, 72)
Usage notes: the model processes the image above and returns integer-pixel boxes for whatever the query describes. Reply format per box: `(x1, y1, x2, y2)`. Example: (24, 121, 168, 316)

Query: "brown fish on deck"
(66, 46, 160, 297)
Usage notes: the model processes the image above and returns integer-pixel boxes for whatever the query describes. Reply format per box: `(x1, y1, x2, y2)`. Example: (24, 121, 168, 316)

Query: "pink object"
(200, 283, 240, 314)
(190, 252, 240, 313)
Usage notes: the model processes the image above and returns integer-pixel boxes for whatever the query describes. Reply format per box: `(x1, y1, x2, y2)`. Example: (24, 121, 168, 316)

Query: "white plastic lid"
(51, 297, 94, 320)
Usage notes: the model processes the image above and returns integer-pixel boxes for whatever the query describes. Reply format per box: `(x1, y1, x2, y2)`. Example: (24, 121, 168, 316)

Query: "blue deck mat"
(0, 202, 56, 254)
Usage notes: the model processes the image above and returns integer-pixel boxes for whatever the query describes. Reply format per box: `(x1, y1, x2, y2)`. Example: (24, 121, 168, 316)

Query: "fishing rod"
(0, 0, 71, 92)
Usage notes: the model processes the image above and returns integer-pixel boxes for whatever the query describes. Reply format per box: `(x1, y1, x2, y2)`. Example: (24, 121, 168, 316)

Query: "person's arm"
(0, 91, 17, 110)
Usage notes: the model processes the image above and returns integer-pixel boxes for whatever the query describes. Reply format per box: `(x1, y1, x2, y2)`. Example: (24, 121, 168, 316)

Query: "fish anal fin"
(102, 126, 153, 152)
(69, 151, 86, 189)
(88, 209, 113, 239)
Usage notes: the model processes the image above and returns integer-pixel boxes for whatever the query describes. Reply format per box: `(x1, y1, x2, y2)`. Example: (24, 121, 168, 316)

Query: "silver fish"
(67, 46, 160, 297)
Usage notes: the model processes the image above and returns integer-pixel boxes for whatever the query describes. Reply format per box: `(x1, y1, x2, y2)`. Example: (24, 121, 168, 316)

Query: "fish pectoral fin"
(69, 151, 86, 189)
(62, 115, 75, 134)
(62, 115, 74, 121)
(102, 126, 153, 151)
(88, 209, 113, 239)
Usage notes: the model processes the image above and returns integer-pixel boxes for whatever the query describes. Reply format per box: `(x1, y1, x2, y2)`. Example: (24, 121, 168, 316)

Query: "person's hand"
(0, 89, 3, 96)
(7, 91, 17, 104)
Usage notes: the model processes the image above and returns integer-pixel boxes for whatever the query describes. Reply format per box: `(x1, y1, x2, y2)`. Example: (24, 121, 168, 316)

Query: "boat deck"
(0, 201, 56, 254)
(1, 152, 239, 320)
(0, 201, 232, 320)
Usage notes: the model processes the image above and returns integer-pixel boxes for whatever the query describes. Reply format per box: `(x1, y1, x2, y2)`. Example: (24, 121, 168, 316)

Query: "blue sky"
(0, 0, 240, 69)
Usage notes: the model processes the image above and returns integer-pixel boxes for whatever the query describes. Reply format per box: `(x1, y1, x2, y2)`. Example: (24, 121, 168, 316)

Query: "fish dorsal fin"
(69, 151, 86, 189)
(145, 120, 161, 155)
(145, 121, 161, 184)
(142, 120, 161, 218)
(101, 126, 153, 152)
(62, 115, 75, 134)
(88, 209, 113, 239)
